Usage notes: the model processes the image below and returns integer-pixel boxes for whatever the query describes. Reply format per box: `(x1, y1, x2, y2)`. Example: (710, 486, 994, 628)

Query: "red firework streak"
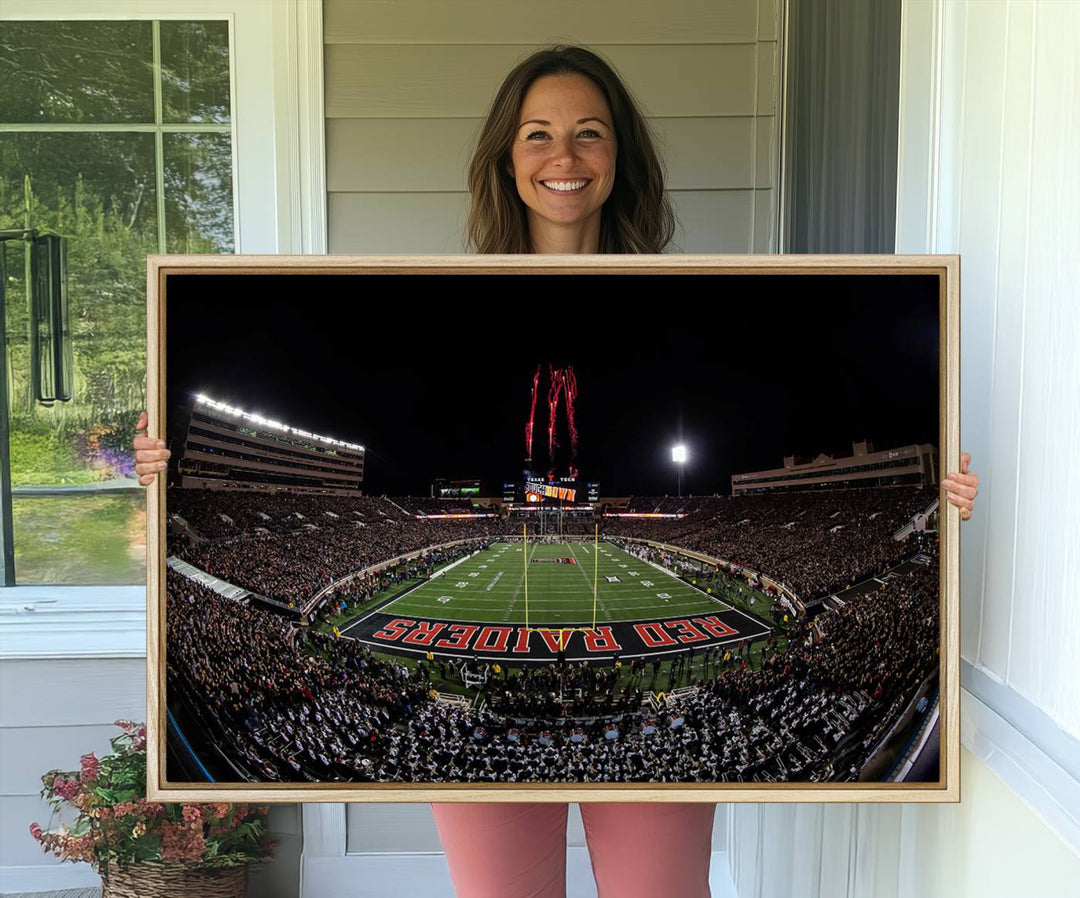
(525, 365, 540, 462)
(547, 364, 564, 462)
(564, 366, 579, 478)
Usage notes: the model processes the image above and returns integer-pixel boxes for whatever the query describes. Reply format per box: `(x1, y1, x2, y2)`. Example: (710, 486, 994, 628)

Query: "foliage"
(30, 721, 275, 874)
(8, 429, 94, 485)
(2, 19, 233, 489)
(12, 493, 146, 585)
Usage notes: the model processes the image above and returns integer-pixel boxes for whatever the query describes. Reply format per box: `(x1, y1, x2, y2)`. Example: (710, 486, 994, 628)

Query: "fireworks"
(525, 364, 579, 476)
(525, 365, 540, 463)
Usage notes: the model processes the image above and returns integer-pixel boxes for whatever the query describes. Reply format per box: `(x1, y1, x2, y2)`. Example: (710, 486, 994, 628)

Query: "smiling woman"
(466, 45, 674, 254)
(509, 73, 617, 253)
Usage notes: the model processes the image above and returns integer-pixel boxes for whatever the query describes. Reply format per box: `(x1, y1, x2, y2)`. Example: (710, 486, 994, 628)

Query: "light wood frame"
(146, 253, 960, 803)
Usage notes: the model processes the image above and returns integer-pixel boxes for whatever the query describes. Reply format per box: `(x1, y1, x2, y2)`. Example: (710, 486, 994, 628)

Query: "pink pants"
(431, 802, 715, 898)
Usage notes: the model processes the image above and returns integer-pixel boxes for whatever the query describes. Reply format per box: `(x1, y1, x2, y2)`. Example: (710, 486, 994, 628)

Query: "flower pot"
(100, 861, 247, 898)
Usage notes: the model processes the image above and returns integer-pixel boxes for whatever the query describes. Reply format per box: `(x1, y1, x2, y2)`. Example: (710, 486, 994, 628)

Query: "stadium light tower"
(672, 444, 688, 498)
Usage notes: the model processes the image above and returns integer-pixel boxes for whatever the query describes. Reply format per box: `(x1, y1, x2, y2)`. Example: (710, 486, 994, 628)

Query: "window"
(1, 19, 234, 584)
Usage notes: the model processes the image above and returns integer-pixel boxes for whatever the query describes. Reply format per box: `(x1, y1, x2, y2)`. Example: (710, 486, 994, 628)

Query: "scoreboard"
(432, 478, 481, 498)
(504, 477, 599, 506)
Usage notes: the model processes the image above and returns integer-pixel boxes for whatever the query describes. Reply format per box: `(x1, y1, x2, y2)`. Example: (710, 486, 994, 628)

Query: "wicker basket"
(100, 862, 247, 898)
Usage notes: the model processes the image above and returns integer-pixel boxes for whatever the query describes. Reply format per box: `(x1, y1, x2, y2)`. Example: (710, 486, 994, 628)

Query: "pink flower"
(160, 821, 206, 863)
(112, 800, 136, 817)
(52, 777, 80, 801)
(136, 798, 165, 817)
(182, 805, 202, 824)
(29, 822, 43, 842)
(80, 753, 99, 782)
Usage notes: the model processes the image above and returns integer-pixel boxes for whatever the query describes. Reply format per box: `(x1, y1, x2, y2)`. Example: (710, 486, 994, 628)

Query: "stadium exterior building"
(173, 394, 365, 495)
(731, 439, 937, 495)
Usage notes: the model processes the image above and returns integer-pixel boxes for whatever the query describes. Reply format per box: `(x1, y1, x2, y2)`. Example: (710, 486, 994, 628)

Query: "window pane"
(2, 132, 156, 584)
(1, 19, 235, 586)
(12, 493, 146, 585)
(160, 20, 232, 124)
(164, 133, 235, 252)
(0, 22, 154, 124)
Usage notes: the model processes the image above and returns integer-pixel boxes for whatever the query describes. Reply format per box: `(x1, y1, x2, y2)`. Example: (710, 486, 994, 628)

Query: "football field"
(379, 539, 729, 627)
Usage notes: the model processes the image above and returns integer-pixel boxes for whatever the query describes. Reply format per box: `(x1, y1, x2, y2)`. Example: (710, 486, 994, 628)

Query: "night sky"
(165, 273, 940, 497)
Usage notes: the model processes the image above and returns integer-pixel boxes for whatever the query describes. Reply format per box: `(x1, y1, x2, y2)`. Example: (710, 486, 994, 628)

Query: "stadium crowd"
(166, 543, 939, 783)
(169, 486, 934, 608)
(605, 487, 934, 599)
(164, 484, 940, 783)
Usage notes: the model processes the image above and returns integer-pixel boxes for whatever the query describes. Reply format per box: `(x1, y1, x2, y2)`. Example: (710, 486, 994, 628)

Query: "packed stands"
(166, 484, 941, 784)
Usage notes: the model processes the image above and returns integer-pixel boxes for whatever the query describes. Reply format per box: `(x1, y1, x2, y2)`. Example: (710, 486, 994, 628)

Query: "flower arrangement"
(30, 720, 274, 876)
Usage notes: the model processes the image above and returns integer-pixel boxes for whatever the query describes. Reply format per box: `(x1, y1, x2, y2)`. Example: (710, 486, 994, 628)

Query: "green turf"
(12, 493, 146, 585)
(378, 539, 732, 626)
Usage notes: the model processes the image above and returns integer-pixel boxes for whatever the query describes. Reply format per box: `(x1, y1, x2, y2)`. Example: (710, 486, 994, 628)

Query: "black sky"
(165, 273, 940, 496)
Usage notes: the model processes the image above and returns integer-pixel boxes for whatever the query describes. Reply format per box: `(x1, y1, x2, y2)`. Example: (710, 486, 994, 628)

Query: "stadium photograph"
(155, 265, 949, 792)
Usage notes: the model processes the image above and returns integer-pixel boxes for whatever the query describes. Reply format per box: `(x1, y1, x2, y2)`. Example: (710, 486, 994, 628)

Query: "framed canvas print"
(146, 254, 960, 803)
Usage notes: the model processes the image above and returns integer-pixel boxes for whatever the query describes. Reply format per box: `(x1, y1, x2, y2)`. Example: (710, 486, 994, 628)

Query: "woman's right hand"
(133, 411, 170, 486)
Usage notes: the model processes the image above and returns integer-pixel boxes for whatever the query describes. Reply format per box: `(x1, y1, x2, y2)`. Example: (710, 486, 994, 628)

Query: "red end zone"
(349, 610, 761, 664)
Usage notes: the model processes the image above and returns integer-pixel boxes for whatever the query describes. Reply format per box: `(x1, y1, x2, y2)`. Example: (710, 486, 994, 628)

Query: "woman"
(466, 45, 673, 256)
(135, 45, 979, 898)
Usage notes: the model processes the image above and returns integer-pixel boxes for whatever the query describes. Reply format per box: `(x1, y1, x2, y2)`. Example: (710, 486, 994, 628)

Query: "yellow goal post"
(522, 522, 601, 642)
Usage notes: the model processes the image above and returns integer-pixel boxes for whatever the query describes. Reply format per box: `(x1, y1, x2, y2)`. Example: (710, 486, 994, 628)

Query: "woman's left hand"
(942, 451, 979, 521)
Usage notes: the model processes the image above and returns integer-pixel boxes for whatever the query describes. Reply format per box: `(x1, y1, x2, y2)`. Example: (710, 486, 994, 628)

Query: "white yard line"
(568, 542, 613, 622)
(343, 541, 766, 635)
(503, 541, 537, 620)
(619, 543, 737, 612)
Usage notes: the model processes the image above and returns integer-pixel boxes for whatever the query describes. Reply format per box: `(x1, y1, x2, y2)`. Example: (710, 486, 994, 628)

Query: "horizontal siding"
(327, 119, 479, 193)
(670, 189, 757, 252)
(0, 659, 146, 728)
(326, 44, 760, 119)
(3, 794, 68, 868)
(660, 117, 760, 188)
(325, 0, 761, 45)
(329, 192, 468, 253)
(756, 40, 779, 115)
(0, 658, 145, 868)
(753, 188, 778, 253)
(758, 0, 780, 42)
(328, 188, 759, 254)
(327, 117, 769, 193)
(0, 656, 302, 894)
(324, 0, 782, 278)
(0, 724, 128, 796)
(754, 116, 776, 189)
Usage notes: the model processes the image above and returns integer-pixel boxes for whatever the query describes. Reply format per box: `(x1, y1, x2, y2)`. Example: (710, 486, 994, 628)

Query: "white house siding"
(0, 654, 300, 898)
(0, 659, 146, 881)
(324, 0, 781, 253)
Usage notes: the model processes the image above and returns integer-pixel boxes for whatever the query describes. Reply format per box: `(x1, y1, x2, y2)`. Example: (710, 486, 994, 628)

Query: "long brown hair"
(467, 46, 675, 254)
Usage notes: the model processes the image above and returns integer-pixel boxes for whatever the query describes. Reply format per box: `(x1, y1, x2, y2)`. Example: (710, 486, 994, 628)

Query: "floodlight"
(193, 392, 364, 452)
(672, 445, 688, 464)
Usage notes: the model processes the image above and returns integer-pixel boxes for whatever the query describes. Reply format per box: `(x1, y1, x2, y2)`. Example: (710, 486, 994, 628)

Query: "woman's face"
(509, 73, 617, 242)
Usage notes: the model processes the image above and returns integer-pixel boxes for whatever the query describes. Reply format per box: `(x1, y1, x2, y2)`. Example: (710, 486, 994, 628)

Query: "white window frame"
(0, 0, 326, 659)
